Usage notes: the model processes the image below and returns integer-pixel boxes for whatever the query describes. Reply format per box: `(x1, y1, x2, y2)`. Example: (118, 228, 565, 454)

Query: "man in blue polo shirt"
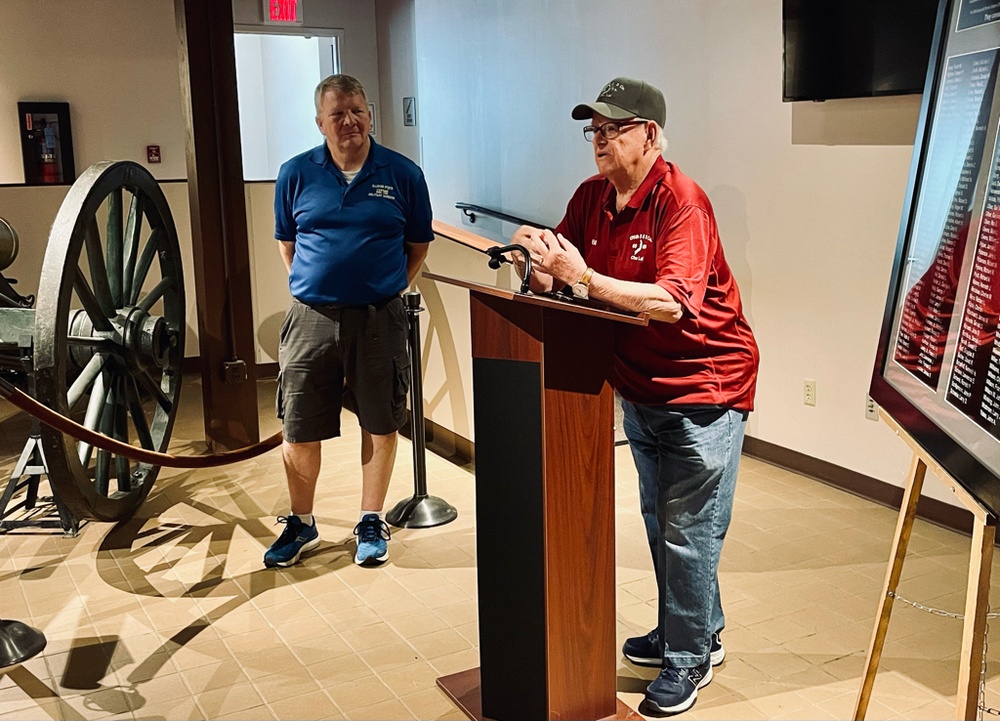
(267, 74, 434, 569)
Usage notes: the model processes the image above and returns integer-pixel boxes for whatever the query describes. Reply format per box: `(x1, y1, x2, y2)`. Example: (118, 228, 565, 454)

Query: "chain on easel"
(887, 592, 999, 718)
(983, 620, 998, 719)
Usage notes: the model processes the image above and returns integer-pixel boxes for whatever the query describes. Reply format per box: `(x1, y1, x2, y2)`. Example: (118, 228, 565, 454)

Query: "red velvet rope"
(0, 377, 282, 468)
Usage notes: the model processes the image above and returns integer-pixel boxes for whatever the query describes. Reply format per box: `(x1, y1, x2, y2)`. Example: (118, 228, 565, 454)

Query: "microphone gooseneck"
(485, 244, 532, 294)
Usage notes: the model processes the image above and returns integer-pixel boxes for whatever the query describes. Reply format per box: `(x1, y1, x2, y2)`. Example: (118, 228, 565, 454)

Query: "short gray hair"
(652, 121, 669, 153)
(314, 74, 367, 115)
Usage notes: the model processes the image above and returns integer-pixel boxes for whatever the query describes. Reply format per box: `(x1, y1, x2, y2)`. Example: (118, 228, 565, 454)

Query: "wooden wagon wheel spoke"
(122, 191, 144, 305)
(94, 377, 119, 497)
(137, 276, 172, 314)
(78, 370, 107, 467)
(106, 187, 123, 308)
(130, 227, 162, 306)
(72, 268, 114, 332)
(35, 161, 185, 521)
(66, 336, 114, 349)
(84, 218, 114, 317)
(124, 374, 154, 450)
(112, 375, 131, 493)
(67, 352, 107, 410)
(135, 367, 172, 412)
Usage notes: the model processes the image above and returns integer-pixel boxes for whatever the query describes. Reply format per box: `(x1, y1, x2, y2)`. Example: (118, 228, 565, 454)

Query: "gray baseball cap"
(572, 77, 666, 127)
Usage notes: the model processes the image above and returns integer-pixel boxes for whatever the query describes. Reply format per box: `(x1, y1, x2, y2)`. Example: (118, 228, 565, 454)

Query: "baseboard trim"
(187, 357, 970, 535)
(400, 417, 475, 467)
(741, 436, 974, 537)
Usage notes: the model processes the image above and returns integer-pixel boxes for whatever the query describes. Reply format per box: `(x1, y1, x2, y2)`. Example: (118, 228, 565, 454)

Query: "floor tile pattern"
(1, 377, 998, 719)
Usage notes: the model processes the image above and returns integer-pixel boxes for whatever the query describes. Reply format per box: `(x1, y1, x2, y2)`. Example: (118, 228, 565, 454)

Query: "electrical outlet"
(803, 379, 817, 406)
(223, 359, 247, 384)
(866, 394, 879, 421)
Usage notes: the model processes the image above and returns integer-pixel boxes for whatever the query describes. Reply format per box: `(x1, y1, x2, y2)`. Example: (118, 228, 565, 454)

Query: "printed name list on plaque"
(894, 48, 1000, 388)
(947, 104, 1000, 432)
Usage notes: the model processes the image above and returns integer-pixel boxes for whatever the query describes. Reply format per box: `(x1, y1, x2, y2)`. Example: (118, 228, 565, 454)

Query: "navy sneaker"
(623, 628, 662, 667)
(710, 632, 725, 666)
(641, 660, 713, 716)
(353, 513, 390, 566)
(263, 515, 320, 568)
(623, 629, 725, 667)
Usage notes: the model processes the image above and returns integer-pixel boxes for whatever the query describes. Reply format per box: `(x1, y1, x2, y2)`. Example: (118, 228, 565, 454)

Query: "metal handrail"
(455, 202, 553, 230)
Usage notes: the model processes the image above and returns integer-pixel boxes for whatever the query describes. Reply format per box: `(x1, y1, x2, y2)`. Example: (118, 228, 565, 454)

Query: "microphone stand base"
(386, 495, 458, 529)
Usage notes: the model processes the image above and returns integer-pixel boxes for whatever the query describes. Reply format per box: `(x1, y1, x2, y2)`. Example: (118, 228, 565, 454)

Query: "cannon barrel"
(0, 218, 34, 310)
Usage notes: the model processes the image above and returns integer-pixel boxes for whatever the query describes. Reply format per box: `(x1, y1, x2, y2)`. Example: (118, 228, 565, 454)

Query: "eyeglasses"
(583, 119, 647, 142)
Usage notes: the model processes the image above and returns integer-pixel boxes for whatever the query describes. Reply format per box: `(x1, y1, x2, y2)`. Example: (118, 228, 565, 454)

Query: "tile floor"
(1, 376, 999, 720)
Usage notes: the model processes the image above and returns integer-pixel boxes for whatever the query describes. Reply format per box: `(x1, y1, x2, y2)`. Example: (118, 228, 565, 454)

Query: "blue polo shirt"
(274, 139, 434, 305)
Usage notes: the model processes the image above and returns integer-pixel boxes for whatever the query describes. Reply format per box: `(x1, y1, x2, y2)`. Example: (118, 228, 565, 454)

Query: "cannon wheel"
(33, 161, 185, 522)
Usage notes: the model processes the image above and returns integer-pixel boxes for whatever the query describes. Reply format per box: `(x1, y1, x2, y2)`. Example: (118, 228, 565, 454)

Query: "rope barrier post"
(0, 619, 46, 669)
(386, 291, 458, 529)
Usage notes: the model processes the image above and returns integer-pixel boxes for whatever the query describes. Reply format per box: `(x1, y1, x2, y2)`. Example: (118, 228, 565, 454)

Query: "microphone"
(485, 244, 532, 294)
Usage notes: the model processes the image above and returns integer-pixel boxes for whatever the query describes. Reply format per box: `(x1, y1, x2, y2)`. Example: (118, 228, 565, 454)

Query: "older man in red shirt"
(513, 76, 759, 716)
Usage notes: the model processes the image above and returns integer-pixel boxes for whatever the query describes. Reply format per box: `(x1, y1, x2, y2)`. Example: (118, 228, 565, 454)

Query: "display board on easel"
(866, 5, 1000, 718)
(872, 0, 1000, 516)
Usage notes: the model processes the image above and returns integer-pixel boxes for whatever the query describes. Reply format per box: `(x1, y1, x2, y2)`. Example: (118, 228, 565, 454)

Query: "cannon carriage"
(0, 161, 185, 525)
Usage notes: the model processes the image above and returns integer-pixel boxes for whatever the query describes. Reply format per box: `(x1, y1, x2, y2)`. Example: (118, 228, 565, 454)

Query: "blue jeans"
(622, 401, 747, 668)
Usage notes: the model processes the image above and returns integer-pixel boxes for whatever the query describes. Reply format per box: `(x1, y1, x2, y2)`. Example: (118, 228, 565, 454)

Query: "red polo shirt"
(555, 157, 759, 409)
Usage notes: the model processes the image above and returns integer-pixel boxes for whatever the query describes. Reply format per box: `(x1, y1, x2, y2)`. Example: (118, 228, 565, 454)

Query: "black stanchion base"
(386, 495, 458, 528)
(0, 619, 46, 668)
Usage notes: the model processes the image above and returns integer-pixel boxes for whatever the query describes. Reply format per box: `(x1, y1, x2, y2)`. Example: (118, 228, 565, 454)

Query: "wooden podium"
(427, 272, 647, 721)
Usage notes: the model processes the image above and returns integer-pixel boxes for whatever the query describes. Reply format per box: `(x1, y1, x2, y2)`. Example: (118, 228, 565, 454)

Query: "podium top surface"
(424, 270, 649, 327)
(429, 220, 648, 326)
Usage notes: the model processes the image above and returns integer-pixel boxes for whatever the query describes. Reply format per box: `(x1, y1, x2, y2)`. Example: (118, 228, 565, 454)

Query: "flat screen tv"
(783, 0, 940, 102)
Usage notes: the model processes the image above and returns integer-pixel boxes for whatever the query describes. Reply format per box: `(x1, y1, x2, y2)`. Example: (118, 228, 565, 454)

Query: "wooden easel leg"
(956, 514, 995, 720)
(853, 454, 927, 721)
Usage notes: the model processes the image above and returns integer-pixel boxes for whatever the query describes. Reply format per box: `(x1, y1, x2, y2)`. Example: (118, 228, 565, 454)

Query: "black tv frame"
(782, 0, 939, 102)
(870, 0, 1000, 516)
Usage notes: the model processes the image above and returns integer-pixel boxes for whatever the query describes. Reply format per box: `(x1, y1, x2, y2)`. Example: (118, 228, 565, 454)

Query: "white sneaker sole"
(268, 536, 321, 568)
(644, 665, 713, 715)
(625, 646, 725, 668)
(624, 652, 661, 667)
(711, 644, 726, 666)
(354, 546, 389, 566)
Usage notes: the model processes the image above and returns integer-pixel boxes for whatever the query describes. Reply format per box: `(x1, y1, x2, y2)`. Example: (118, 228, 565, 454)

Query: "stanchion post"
(0, 620, 46, 669)
(386, 292, 458, 528)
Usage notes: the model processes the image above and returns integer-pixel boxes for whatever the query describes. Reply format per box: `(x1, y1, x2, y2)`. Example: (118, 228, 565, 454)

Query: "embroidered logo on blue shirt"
(369, 184, 396, 200)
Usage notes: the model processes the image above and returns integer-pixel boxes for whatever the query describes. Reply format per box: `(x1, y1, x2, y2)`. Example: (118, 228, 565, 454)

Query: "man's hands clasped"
(510, 225, 587, 293)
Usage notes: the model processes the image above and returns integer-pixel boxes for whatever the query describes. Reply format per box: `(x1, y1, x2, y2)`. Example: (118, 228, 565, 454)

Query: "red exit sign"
(264, 0, 300, 24)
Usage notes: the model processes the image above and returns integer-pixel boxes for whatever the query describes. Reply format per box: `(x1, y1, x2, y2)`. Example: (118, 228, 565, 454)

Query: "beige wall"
(0, 0, 187, 183)
(0, 0, 381, 367)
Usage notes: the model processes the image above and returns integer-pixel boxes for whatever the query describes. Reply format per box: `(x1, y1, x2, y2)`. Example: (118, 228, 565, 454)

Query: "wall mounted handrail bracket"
(455, 202, 552, 231)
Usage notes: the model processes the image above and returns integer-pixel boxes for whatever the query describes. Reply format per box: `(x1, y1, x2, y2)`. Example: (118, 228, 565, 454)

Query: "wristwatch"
(571, 267, 594, 300)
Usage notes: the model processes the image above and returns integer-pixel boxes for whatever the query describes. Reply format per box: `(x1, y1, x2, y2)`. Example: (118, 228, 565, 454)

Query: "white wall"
(411, 0, 927, 502)
(375, 0, 422, 163)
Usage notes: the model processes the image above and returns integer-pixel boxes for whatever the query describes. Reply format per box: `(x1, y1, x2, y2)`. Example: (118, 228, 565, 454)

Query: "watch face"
(572, 283, 588, 299)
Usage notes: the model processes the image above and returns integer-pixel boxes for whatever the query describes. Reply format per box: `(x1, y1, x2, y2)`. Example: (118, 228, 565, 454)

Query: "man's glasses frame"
(583, 119, 648, 142)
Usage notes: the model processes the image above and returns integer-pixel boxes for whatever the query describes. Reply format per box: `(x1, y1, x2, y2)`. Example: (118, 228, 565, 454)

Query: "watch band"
(578, 267, 594, 287)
